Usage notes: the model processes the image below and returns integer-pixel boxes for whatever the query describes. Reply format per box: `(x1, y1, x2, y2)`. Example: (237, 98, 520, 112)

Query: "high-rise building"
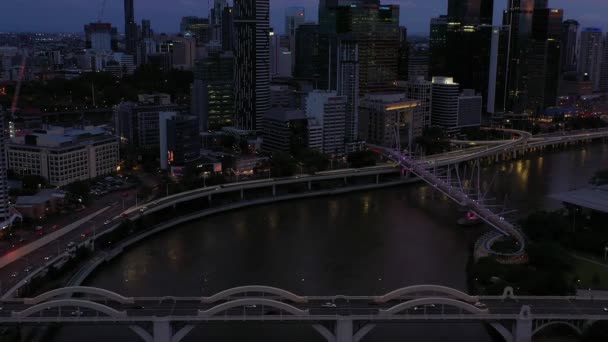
(262, 108, 308, 153)
(578, 28, 604, 92)
(0, 109, 9, 222)
(124, 0, 138, 55)
(503, 0, 563, 113)
(305, 90, 347, 155)
(285, 7, 305, 71)
(601, 34, 608, 93)
(398, 26, 409, 81)
(447, 0, 494, 25)
(84, 23, 116, 52)
(358, 93, 420, 148)
(270, 32, 292, 78)
(221, 6, 234, 51)
(159, 112, 201, 170)
(560, 20, 579, 73)
(487, 25, 510, 113)
(337, 40, 360, 142)
(429, 15, 448, 81)
(431, 77, 460, 132)
(457, 89, 482, 128)
(294, 23, 321, 83)
(397, 78, 432, 137)
(193, 52, 235, 131)
(408, 44, 429, 81)
(210, 0, 229, 43)
(234, 0, 271, 131)
(172, 36, 196, 70)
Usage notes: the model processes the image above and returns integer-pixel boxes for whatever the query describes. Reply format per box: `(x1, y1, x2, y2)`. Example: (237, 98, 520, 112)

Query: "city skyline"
(1, 0, 607, 35)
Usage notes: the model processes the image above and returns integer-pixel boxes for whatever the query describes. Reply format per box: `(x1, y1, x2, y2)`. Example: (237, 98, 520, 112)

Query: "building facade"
(578, 28, 604, 92)
(261, 108, 308, 153)
(233, 0, 271, 131)
(159, 113, 201, 170)
(305, 90, 347, 155)
(192, 52, 234, 131)
(7, 127, 119, 187)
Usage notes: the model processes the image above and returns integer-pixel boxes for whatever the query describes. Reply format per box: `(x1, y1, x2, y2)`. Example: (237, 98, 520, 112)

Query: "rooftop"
(15, 189, 66, 206)
(550, 186, 608, 213)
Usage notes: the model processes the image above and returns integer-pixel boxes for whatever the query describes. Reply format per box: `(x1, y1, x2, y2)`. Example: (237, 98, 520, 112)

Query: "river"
(54, 143, 608, 342)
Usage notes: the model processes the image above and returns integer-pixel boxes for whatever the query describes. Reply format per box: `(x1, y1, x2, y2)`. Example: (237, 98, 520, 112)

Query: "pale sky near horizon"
(0, 0, 606, 35)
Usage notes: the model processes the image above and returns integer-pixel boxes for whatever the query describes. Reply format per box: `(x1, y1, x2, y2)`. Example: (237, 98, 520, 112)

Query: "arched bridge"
(1, 285, 608, 342)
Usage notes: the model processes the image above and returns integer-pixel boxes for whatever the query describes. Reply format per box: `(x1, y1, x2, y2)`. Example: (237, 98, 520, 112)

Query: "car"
(43, 255, 52, 261)
(10, 272, 18, 278)
(603, 307, 608, 312)
(245, 304, 257, 309)
(36, 231, 44, 236)
(71, 310, 83, 317)
(321, 302, 337, 308)
(24, 266, 33, 273)
(51, 224, 59, 230)
(474, 302, 487, 309)
(35, 226, 43, 231)
(104, 220, 112, 225)
(413, 304, 436, 311)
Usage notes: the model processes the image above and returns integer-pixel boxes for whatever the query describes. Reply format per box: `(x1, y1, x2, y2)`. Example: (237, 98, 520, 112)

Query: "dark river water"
(54, 143, 608, 342)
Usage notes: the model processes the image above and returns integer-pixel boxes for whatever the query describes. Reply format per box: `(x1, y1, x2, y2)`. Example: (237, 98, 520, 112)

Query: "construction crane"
(97, 0, 107, 23)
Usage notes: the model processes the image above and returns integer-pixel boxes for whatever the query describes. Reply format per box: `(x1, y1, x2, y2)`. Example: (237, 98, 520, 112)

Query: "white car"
(71, 310, 84, 317)
(321, 302, 337, 308)
(474, 302, 487, 309)
(104, 220, 111, 225)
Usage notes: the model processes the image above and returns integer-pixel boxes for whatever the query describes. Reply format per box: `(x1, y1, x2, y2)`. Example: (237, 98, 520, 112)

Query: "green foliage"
(415, 127, 450, 155)
(296, 149, 330, 174)
(64, 180, 90, 203)
(583, 322, 608, 342)
(590, 169, 608, 186)
(255, 152, 297, 177)
(347, 150, 376, 168)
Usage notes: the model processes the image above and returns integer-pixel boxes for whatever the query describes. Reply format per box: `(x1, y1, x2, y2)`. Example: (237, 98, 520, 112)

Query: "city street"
(0, 189, 137, 295)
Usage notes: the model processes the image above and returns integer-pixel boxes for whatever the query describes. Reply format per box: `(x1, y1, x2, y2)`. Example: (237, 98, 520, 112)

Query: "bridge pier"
(272, 184, 276, 196)
(313, 319, 374, 342)
(131, 321, 194, 342)
(308, 180, 312, 190)
(513, 305, 532, 342)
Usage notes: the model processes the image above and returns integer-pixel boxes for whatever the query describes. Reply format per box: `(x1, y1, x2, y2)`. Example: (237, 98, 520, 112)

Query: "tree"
(590, 169, 608, 186)
(297, 149, 330, 174)
(257, 152, 297, 177)
(415, 127, 450, 155)
(65, 180, 90, 203)
(347, 150, 376, 168)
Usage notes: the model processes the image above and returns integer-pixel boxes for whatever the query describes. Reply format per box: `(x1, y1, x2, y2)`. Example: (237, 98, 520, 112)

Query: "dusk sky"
(0, 0, 606, 35)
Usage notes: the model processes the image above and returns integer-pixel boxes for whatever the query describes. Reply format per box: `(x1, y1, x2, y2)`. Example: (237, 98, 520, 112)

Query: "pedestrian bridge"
(2, 285, 607, 342)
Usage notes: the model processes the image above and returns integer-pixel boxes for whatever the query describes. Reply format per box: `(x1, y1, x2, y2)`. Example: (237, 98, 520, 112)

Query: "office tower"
(84, 23, 114, 52)
(397, 78, 432, 137)
(181, 17, 211, 46)
(560, 20, 579, 73)
(578, 28, 604, 92)
(285, 7, 305, 71)
(305, 90, 347, 155)
(457, 89, 482, 128)
(124, 0, 137, 55)
(262, 108, 308, 152)
(193, 52, 234, 131)
(337, 41, 360, 142)
(504, 0, 563, 113)
(234, 0, 271, 131)
(408, 44, 429, 81)
(358, 93, 420, 148)
(159, 112, 201, 170)
(270, 31, 292, 78)
(221, 7, 234, 51)
(447, 0, 494, 25)
(601, 34, 608, 93)
(0, 109, 8, 222)
(431, 77, 460, 132)
(487, 26, 510, 113)
(429, 15, 448, 80)
(172, 36, 196, 70)
(210, 0, 228, 43)
(398, 26, 409, 81)
(294, 23, 321, 83)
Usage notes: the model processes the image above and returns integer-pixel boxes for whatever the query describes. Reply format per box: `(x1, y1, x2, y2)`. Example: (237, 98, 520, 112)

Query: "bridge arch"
(24, 286, 134, 305)
(379, 297, 487, 315)
(12, 299, 127, 318)
(374, 285, 478, 303)
(202, 286, 307, 303)
(199, 298, 309, 317)
(532, 321, 583, 337)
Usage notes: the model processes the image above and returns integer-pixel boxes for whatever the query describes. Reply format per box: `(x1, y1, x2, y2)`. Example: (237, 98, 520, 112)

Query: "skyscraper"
(601, 33, 608, 93)
(222, 6, 234, 52)
(234, 0, 271, 131)
(447, 0, 494, 25)
(0, 109, 9, 223)
(560, 20, 579, 73)
(210, 0, 228, 43)
(285, 7, 305, 71)
(124, 0, 138, 55)
(294, 23, 321, 83)
(503, 0, 563, 113)
(193, 52, 235, 131)
(578, 28, 604, 92)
